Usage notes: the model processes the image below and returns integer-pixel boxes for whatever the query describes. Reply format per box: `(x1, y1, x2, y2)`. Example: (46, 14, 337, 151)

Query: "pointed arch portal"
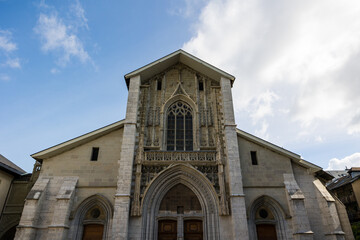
(249, 196, 289, 240)
(141, 164, 220, 240)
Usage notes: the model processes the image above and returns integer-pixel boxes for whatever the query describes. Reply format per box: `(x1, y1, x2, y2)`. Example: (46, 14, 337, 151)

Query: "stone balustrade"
(144, 151, 216, 164)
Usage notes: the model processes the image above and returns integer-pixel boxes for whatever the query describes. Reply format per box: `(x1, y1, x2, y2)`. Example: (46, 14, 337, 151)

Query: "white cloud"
(0, 30, 17, 52)
(315, 136, 323, 143)
(250, 90, 279, 123)
(327, 152, 360, 170)
(183, 0, 360, 144)
(34, 2, 91, 67)
(0, 73, 10, 81)
(0, 30, 21, 70)
(4, 58, 21, 69)
(70, 0, 89, 30)
(255, 121, 269, 140)
(50, 68, 60, 74)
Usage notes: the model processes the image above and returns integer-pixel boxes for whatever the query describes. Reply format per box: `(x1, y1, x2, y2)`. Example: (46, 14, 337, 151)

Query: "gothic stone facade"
(13, 50, 354, 240)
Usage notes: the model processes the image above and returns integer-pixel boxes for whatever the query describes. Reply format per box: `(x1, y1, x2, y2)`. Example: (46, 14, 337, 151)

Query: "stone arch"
(69, 194, 113, 240)
(161, 95, 199, 150)
(248, 195, 289, 240)
(141, 163, 220, 240)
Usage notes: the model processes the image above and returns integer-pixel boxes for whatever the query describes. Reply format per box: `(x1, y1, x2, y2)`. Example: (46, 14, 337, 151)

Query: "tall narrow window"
(167, 101, 193, 151)
(157, 80, 162, 90)
(91, 147, 99, 161)
(251, 151, 258, 165)
(199, 81, 204, 91)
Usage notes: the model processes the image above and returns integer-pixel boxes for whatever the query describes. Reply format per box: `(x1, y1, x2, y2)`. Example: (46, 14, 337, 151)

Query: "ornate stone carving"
(195, 166, 219, 194)
(144, 151, 216, 163)
(146, 107, 160, 127)
(140, 165, 166, 194)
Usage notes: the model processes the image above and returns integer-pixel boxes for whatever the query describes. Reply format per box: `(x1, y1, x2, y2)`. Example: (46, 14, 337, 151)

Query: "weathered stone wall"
(0, 177, 31, 239)
(292, 163, 325, 239)
(39, 128, 123, 187)
(238, 136, 295, 239)
(15, 128, 123, 239)
(352, 180, 360, 207)
(0, 171, 13, 215)
(238, 136, 294, 187)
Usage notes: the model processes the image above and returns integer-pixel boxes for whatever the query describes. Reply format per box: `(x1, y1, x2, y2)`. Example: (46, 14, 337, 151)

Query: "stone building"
(327, 168, 360, 223)
(12, 50, 354, 240)
(0, 155, 37, 240)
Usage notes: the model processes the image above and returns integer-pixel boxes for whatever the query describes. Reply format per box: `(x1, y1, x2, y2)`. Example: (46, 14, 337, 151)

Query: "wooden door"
(158, 220, 177, 240)
(184, 220, 203, 240)
(82, 224, 104, 240)
(256, 224, 277, 240)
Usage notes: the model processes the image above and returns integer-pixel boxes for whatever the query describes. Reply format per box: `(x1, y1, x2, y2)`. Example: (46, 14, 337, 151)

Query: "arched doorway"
(248, 196, 289, 240)
(157, 184, 203, 240)
(141, 164, 219, 240)
(255, 207, 277, 240)
(69, 194, 113, 240)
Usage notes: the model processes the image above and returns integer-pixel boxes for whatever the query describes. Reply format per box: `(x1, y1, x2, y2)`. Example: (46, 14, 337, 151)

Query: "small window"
(157, 80, 162, 90)
(199, 81, 204, 91)
(91, 147, 99, 161)
(251, 151, 258, 165)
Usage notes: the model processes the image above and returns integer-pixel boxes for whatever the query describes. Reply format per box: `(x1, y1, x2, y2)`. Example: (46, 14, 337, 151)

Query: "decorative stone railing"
(144, 151, 216, 164)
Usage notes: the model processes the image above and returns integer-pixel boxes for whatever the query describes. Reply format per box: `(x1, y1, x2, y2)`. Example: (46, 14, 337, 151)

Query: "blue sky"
(1, 0, 360, 173)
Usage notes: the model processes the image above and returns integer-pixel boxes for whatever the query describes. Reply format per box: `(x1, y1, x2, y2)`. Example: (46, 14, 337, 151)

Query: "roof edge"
(236, 128, 322, 172)
(31, 119, 125, 161)
(0, 162, 26, 176)
(236, 128, 301, 159)
(124, 49, 235, 87)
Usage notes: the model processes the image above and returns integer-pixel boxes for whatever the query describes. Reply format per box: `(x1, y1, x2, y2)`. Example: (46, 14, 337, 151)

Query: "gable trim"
(31, 120, 125, 161)
(236, 129, 322, 172)
(124, 49, 235, 88)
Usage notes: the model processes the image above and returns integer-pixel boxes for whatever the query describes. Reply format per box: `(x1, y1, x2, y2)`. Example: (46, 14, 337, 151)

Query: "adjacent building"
(327, 168, 360, 223)
(0, 155, 38, 240)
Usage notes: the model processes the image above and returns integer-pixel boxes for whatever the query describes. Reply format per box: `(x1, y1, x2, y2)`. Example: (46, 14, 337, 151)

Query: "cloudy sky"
(1, 0, 359, 172)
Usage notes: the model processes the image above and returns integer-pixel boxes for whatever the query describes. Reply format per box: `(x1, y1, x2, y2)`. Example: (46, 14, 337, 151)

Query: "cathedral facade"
(13, 50, 354, 240)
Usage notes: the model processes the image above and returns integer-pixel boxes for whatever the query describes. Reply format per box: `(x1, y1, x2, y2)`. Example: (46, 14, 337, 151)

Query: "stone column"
(14, 178, 50, 240)
(284, 174, 314, 240)
(48, 177, 78, 240)
(177, 215, 184, 240)
(112, 75, 141, 240)
(220, 77, 249, 240)
(313, 179, 345, 240)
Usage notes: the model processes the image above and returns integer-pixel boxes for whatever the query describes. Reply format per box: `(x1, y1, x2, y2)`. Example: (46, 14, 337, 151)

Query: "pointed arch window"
(167, 101, 193, 151)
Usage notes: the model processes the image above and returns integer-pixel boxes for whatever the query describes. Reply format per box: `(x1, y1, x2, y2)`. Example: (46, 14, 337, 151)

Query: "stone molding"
(68, 194, 113, 240)
(141, 163, 220, 240)
(248, 195, 290, 240)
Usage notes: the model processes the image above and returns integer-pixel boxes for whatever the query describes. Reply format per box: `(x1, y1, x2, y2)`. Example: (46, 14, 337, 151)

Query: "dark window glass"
(199, 81, 204, 91)
(91, 147, 99, 161)
(167, 101, 193, 151)
(251, 151, 258, 165)
(157, 80, 162, 90)
(259, 209, 268, 218)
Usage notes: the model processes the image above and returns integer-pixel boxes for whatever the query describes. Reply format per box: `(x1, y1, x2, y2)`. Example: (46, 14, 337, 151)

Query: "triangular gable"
(236, 128, 322, 172)
(124, 49, 235, 88)
(31, 120, 125, 161)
